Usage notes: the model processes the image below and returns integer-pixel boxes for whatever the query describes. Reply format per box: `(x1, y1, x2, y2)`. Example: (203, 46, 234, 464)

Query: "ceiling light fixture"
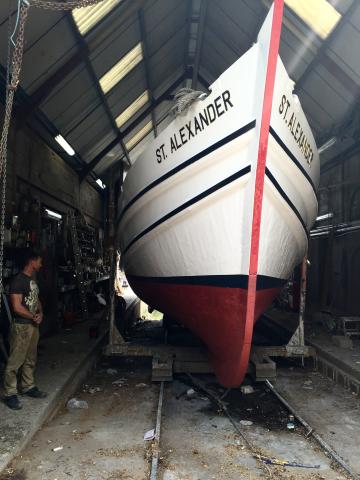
(55, 134, 75, 156)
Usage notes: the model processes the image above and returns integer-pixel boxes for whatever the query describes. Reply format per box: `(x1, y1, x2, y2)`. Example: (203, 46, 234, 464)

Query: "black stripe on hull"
(123, 165, 309, 255)
(127, 273, 286, 290)
(123, 165, 308, 255)
(269, 126, 317, 196)
(265, 167, 308, 235)
(121, 128, 313, 255)
(119, 119, 256, 221)
(123, 165, 251, 254)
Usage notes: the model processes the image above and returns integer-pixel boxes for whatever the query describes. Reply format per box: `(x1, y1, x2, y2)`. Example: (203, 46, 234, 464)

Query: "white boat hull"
(118, 4, 319, 386)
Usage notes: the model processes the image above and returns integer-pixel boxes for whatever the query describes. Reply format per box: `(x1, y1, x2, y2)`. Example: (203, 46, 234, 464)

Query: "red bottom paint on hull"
(127, 276, 280, 387)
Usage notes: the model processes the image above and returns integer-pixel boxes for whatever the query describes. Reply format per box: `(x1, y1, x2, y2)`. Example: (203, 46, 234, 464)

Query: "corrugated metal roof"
(22, 17, 78, 92)
(0, 0, 359, 182)
(72, 0, 121, 35)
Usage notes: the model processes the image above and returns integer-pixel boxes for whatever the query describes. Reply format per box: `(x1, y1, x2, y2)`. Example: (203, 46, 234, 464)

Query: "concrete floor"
(3, 358, 351, 480)
(267, 307, 360, 382)
(5, 359, 157, 480)
(0, 319, 106, 474)
(276, 363, 360, 475)
(159, 378, 349, 480)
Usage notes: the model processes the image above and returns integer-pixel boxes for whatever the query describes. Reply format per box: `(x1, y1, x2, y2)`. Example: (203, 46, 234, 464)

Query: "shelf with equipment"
(1, 195, 109, 332)
(58, 275, 110, 293)
(56, 209, 110, 326)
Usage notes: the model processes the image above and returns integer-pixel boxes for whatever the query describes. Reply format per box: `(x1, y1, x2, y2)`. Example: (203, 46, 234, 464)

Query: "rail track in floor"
(147, 369, 357, 480)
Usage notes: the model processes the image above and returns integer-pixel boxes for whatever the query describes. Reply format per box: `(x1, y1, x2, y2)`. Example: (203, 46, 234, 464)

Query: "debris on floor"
(106, 368, 118, 375)
(0, 468, 27, 480)
(239, 420, 253, 426)
(144, 428, 155, 441)
(82, 385, 102, 394)
(66, 398, 88, 409)
(186, 388, 195, 397)
(52, 446, 63, 452)
(241, 385, 254, 394)
(259, 455, 320, 469)
(302, 379, 313, 390)
(112, 377, 128, 387)
(72, 429, 92, 440)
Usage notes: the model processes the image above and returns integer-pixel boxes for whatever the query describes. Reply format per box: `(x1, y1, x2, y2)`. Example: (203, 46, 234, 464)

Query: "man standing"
(4, 249, 47, 410)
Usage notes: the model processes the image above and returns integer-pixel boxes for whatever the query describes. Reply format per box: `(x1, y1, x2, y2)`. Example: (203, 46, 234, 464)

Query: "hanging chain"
(31, 0, 105, 10)
(0, 0, 103, 302)
(0, 1, 29, 300)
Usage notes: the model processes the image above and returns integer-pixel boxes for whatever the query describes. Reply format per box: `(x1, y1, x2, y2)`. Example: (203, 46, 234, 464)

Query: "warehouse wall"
(308, 151, 360, 315)
(1, 115, 105, 337)
(4, 119, 103, 226)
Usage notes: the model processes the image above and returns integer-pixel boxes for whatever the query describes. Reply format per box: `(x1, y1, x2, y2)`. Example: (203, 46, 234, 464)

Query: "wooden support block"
(338, 316, 360, 338)
(173, 360, 213, 374)
(152, 356, 173, 382)
(249, 353, 276, 382)
(331, 335, 353, 349)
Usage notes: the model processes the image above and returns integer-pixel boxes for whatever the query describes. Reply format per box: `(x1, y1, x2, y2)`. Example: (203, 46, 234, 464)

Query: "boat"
(118, 2, 319, 387)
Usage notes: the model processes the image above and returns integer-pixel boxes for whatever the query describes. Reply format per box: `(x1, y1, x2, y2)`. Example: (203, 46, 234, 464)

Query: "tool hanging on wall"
(68, 210, 88, 321)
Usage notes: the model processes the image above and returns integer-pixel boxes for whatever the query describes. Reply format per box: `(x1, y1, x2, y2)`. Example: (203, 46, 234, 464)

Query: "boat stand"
(250, 256, 315, 380)
(105, 337, 315, 383)
(105, 257, 315, 383)
(249, 343, 315, 382)
(104, 341, 214, 382)
(105, 296, 213, 381)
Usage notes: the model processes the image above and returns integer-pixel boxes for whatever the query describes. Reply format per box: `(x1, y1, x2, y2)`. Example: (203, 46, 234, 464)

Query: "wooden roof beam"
(192, 0, 207, 89)
(138, 8, 157, 137)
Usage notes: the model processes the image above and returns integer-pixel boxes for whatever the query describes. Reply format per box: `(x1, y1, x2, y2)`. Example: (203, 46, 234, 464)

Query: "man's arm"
(10, 294, 36, 321)
(35, 299, 44, 324)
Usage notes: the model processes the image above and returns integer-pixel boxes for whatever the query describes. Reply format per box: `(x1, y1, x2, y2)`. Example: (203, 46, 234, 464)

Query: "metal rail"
(146, 371, 357, 479)
(187, 374, 273, 477)
(149, 381, 164, 480)
(187, 373, 360, 477)
(265, 379, 360, 480)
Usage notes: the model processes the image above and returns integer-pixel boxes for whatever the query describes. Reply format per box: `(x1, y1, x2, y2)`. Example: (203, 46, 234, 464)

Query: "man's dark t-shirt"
(9, 272, 39, 324)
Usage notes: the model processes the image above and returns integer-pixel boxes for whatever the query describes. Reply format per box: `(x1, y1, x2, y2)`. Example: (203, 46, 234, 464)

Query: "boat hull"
(127, 274, 283, 386)
(118, 5, 319, 386)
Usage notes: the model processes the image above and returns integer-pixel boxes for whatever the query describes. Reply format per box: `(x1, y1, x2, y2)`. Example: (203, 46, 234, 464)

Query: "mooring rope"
(170, 87, 207, 117)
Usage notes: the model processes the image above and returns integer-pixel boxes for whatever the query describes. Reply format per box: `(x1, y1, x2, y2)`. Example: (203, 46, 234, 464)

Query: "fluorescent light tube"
(45, 208, 62, 220)
(96, 178, 106, 189)
(55, 135, 75, 156)
(316, 213, 334, 222)
(318, 136, 337, 154)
